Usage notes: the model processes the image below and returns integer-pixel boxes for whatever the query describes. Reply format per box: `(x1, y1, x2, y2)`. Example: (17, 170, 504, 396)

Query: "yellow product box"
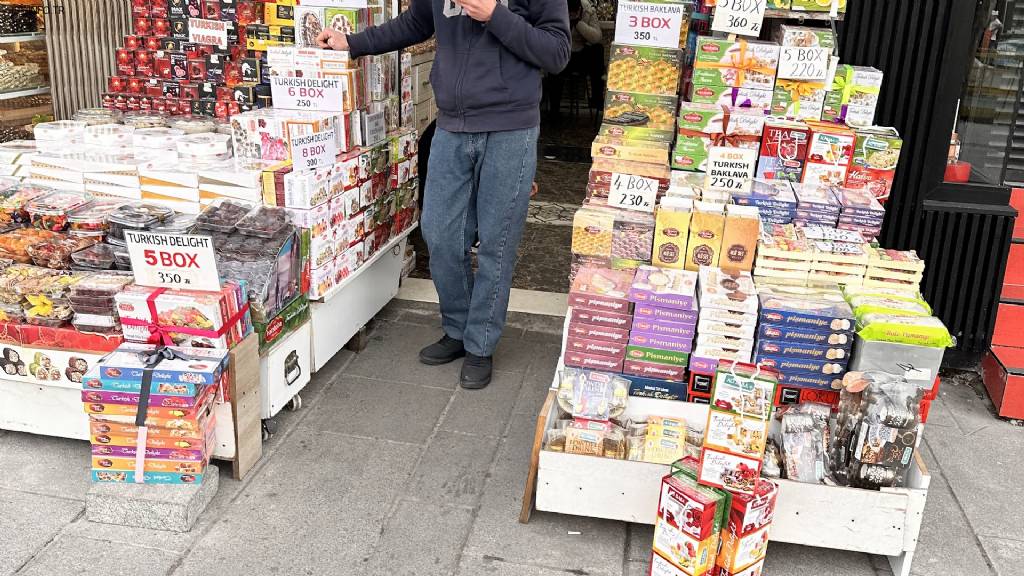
(716, 525, 771, 574)
(644, 436, 688, 465)
(592, 136, 670, 165)
(653, 198, 693, 269)
(264, 3, 295, 26)
(685, 201, 725, 272)
(654, 516, 719, 576)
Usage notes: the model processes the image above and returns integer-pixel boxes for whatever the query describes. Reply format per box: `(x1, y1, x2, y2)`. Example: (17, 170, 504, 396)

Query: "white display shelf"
(0, 32, 45, 43)
(0, 86, 50, 100)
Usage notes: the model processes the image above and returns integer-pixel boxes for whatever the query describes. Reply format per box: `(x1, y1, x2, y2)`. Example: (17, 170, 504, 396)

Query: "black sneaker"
(418, 335, 465, 365)
(460, 354, 493, 390)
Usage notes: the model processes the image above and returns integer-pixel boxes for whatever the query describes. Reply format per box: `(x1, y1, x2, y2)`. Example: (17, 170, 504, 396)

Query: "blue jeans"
(421, 126, 539, 357)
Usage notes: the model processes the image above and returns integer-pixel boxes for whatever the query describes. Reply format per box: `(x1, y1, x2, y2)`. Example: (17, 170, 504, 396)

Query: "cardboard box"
(801, 121, 856, 186)
(822, 65, 882, 127)
(756, 339, 850, 360)
(686, 202, 725, 271)
(773, 368, 843, 390)
(566, 322, 630, 344)
(630, 333, 694, 354)
(628, 266, 698, 310)
(755, 353, 848, 375)
(570, 307, 633, 329)
(689, 84, 772, 113)
(674, 103, 764, 172)
(710, 362, 778, 419)
(602, 91, 678, 143)
(631, 317, 696, 340)
(715, 524, 770, 573)
(563, 349, 623, 372)
(774, 24, 836, 49)
(756, 116, 810, 183)
(727, 479, 778, 537)
(606, 44, 682, 97)
(566, 336, 627, 358)
(698, 447, 762, 494)
(845, 126, 902, 200)
(623, 358, 686, 381)
(771, 80, 826, 120)
(626, 345, 690, 366)
(757, 322, 853, 346)
(568, 266, 635, 313)
(592, 136, 670, 165)
(758, 284, 855, 332)
(652, 201, 692, 269)
(719, 204, 759, 271)
(658, 471, 725, 541)
(692, 38, 780, 91)
(95, 343, 228, 387)
(625, 375, 689, 400)
(633, 303, 699, 325)
(703, 407, 769, 458)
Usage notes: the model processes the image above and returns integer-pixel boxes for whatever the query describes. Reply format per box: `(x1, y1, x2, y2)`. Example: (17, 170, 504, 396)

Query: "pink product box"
(81, 388, 207, 409)
(570, 307, 633, 329)
(630, 317, 696, 340)
(567, 292, 631, 313)
(564, 349, 624, 372)
(633, 303, 699, 325)
(566, 336, 627, 358)
(91, 443, 207, 462)
(623, 359, 686, 382)
(566, 322, 630, 344)
(629, 332, 694, 353)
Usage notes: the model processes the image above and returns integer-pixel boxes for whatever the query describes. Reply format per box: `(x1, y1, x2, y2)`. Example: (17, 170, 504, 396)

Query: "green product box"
(822, 64, 883, 126)
(692, 37, 780, 91)
(670, 459, 732, 536)
(626, 345, 690, 366)
(770, 81, 826, 120)
(255, 294, 311, 354)
(767, 0, 792, 8)
(598, 123, 675, 145)
(689, 83, 774, 113)
(790, 0, 846, 12)
(673, 102, 765, 172)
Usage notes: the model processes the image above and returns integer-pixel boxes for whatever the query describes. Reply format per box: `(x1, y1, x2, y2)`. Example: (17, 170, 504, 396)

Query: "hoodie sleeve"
(347, 0, 435, 58)
(486, 0, 571, 74)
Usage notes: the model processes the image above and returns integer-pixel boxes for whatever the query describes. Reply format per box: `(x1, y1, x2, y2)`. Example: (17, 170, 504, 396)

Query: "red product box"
(155, 54, 172, 78)
(188, 58, 207, 80)
(139, 96, 153, 110)
(727, 479, 778, 537)
(107, 76, 125, 93)
(126, 95, 141, 111)
(226, 101, 241, 116)
(623, 359, 686, 382)
(143, 79, 162, 96)
(657, 473, 720, 541)
(151, 97, 166, 112)
(116, 49, 134, 75)
(131, 0, 149, 14)
(237, 0, 256, 23)
(983, 345, 1024, 420)
(756, 118, 810, 182)
(154, 18, 172, 37)
(563, 349, 624, 372)
(183, 42, 202, 59)
(124, 34, 141, 50)
(773, 384, 839, 409)
(179, 82, 199, 100)
(569, 307, 632, 330)
(566, 321, 630, 344)
(151, 0, 168, 17)
(214, 100, 229, 118)
(145, 36, 162, 51)
(160, 80, 179, 97)
(697, 447, 761, 495)
(568, 267, 634, 313)
(566, 336, 626, 358)
(133, 17, 151, 34)
(170, 52, 188, 79)
(135, 62, 153, 77)
(135, 49, 153, 66)
(215, 85, 232, 101)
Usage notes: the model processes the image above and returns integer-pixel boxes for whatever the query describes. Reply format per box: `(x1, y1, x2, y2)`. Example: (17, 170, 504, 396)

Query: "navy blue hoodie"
(347, 0, 571, 133)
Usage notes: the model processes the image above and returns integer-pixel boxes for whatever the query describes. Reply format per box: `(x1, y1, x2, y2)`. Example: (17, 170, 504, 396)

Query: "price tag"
(290, 129, 337, 170)
(614, 0, 685, 49)
(270, 76, 348, 112)
(705, 147, 757, 193)
(188, 18, 228, 49)
(608, 172, 658, 212)
(125, 231, 221, 292)
(711, 0, 766, 37)
(777, 47, 832, 80)
(362, 110, 386, 146)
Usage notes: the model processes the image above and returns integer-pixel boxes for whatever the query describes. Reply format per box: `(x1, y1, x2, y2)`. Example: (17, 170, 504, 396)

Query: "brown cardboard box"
(720, 204, 760, 271)
(685, 201, 725, 271)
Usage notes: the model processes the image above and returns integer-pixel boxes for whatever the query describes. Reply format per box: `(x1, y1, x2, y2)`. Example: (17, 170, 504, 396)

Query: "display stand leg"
(229, 335, 261, 480)
(345, 323, 373, 353)
(888, 551, 914, 576)
(519, 389, 555, 524)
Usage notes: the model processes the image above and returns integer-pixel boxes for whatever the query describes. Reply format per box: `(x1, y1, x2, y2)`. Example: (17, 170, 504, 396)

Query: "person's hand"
(315, 28, 349, 51)
(457, 0, 497, 22)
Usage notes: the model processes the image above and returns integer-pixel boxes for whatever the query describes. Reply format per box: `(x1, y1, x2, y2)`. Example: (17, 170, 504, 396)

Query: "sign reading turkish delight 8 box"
(291, 129, 338, 170)
(711, 0, 767, 37)
(270, 76, 348, 113)
(608, 173, 658, 212)
(125, 231, 221, 292)
(188, 18, 227, 49)
(614, 0, 685, 49)
(777, 46, 831, 80)
(705, 147, 757, 193)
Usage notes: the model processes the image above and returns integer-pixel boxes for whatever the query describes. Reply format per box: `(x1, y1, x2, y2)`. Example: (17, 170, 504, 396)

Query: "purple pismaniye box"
(634, 303, 699, 325)
(629, 332, 694, 353)
(631, 317, 697, 339)
(628, 266, 698, 311)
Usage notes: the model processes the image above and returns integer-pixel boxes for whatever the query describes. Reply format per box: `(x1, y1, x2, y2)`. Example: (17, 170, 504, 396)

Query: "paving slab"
(346, 322, 463, 387)
(16, 535, 179, 576)
(627, 523, 654, 562)
(908, 471, 992, 576)
(923, 419, 1024, 537)
(492, 336, 557, 374)
(299, 375, 452, 444)
(512, 343, 560, 416)
(457, 554, 600, 576)
(0, 489, 83, 575)
(406, 430, 500, 507)
(935, 373, 1001, 436)
(0, 432, 90, 500)
(762, 542, 874, 575)
(464, 414, 627, 576)
(504, 312, 565, 342)
(441, 371, 524, 437)
(363, 501, 475, 576)
(625, 559, 651, 576)
(173, 428, 421, 575)
(978, 535, 1024, 576)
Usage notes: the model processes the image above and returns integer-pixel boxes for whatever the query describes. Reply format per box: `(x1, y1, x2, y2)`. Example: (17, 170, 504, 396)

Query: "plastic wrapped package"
(779, 403, 832, 483)
(571, 205, 615, 257)
(133, 127, 185, 150)
(235, 205, 289, 238)
(72, 107, 122, 125)
(120, 112, 168, 129)
(26, 191, 94, 231)
(556, 367, 630, 420)
(0, 263, 54, 304)
(34, 120, 86, 143)
(0, 184, 52, 224)
(0, 228, 62, 263)
(106, 202, 175, 243)
(150, 213, 198, 234)
(857, 313, 953, 348)
(196, 200, 252, 233)
(68, 199, 125, 234)
(0, 301, 25, 323)
(27, 236, 99, 269)
(611, 211, 655, 261)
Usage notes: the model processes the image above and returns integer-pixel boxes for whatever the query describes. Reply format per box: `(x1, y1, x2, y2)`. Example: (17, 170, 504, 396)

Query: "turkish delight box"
(774, 24, 836, 49)
(710, 362, 777, 419)
(845, 126, 902, 200)
(728, 479, 779, 537)
(566, 336, 627, 358)
(653, 516, 719, 575)
(731, 179, 797, 211)
(92, 469, 206, 484)
(630, 332, 694, 354)
(674, 103, 765, 172)
(771, 80, 826, 120)
(692, 38, 780, 91)
(689, 84, 773, 113)
(791, 0, 846, 11)
(592, 136, 670, 165)
(116, 283, 252, 349)
(802, 121, 856, 186)
(703, 407, 769, 458)
(698, 446, 762, 494)
(96, 343, 229, 386)
(563, 349, 623, 372)
(698, 317, 756, 340)
(658, 469, 726, 541)
(567, 322, 630, 343)
(715, 523, 771, 573)
(626, 375, 689, 400)
(628, 265, 698, 310)
(822, 65, 883, 127)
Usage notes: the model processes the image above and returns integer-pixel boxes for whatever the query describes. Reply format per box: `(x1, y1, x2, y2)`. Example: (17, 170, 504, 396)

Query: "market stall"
(520, 1, 950, 575)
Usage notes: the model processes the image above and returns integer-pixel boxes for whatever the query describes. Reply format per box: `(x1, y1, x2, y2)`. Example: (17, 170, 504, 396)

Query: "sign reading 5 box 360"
(125, 231, 221, 292)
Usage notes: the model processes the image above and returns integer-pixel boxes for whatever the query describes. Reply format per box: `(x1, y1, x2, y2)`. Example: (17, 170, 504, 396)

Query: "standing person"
(543, 0, 604, 120)
(316, 0, 570, 389)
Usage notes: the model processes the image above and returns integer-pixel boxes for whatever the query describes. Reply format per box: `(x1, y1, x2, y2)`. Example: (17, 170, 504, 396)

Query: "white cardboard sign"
(291, 129, 338, 170)
(609, 172, 658, 212)
(270, 76, 348, 113)
(704, 147, 757, 193)
(777, 46, 832, 81)
(125, 231, 221, 292)
(188, 18, 227, 49)
(711, 0, 766, 37)
(614, 0, 685, 49)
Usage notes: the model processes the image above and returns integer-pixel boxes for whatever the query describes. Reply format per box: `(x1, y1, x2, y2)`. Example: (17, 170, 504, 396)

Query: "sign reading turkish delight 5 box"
(705, 147, 757, 193)
(270, 77, 348, 113)
(124, 231, 221, 292)
(614, 0, 685, 49)
(609, 172, 658, 212)
(291, 129, 337, 170)
(777, 47, 832, 80)
(711, 0, 766, 37)
(188, 18, 227, 49)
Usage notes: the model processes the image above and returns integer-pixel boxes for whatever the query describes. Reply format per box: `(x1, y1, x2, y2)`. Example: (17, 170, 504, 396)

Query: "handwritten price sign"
(711, 0, 766, 37)
(614, 0, 685, 49)
(125, 231, 221, 292)
(777, 47, 832, 80)
(270, 77, 347, 112)
(609, 172, 658, 212)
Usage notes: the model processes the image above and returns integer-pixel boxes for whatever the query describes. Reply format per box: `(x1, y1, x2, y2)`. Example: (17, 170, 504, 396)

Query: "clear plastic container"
(26, 236, 99, 269)
(132, 127, 185, 149)
(72, 313, 120, 334)
(196, 199, 252, 233)
(69, 272, 132, 299)
(26, 190, 94, 231)
(67, 199, 124, 233)
(73, 108, 122, 126)
(150, 213, 198, 234)
(0, 301, 24, 323)
(0, 184, 53, 224)
(106, 202, 175, 241)
(121, 111, 168, 129)
(69, 243, 117, 270)
(167, 116, 218, 134)
(84, 124, 135, 147)
(25, 307, 73, 327)
(235, 205, 289, 238)
(112, 247, 132, 270)
(0, 227, 62, 263)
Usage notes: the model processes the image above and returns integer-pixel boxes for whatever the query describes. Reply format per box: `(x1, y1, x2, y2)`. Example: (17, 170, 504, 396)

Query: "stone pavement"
(1, 300, 1023, 576)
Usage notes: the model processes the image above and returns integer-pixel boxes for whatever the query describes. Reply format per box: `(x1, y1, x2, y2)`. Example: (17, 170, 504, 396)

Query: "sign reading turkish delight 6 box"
(270, 77, 348, 113)
(777, 47, 832, 80)
(609, 172, 658, 212)
(614, 0, 685, 49)
(711, 0, 766, 37)
(188, 18, 227, 49)
(705, 147, 757, 193)
(291, 129, 338, 170)
(124, 231, 221, 292)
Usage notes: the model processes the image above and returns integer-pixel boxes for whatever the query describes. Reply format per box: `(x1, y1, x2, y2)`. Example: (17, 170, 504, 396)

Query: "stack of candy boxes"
(626, 266, 699, 389)
(85, 343, 229, 484)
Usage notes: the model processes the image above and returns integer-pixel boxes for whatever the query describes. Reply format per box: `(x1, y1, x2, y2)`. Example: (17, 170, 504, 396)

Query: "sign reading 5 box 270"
(125, 231, 221, 292)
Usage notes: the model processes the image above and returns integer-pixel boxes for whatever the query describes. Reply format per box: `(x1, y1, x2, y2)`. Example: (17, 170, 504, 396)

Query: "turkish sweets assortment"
(106, 202, 175, 244)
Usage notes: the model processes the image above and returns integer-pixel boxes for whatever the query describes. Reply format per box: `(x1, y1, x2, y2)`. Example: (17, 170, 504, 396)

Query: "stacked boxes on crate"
(836, 187, 885, 241)
(793, 183, 839, 228)
(626, 266, 698, 385)
(653, 459, 730, 576)
(565, 266, 636, 373)
(85, 343, 228, 484)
